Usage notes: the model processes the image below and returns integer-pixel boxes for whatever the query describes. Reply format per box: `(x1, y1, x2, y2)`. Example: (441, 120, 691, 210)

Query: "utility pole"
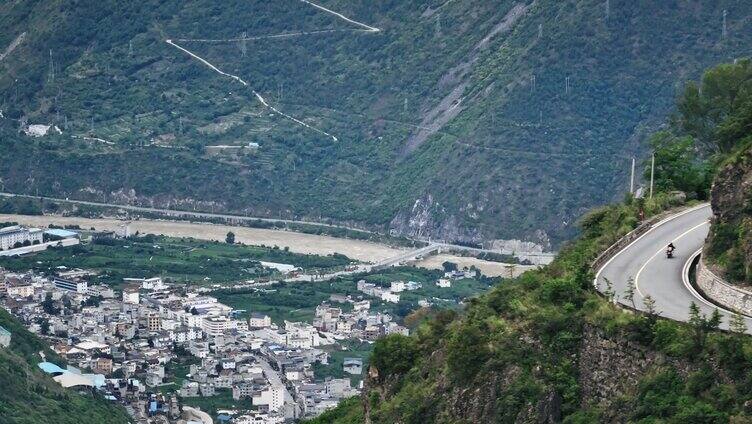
(538, 23, 543, 39)
(48, 49, 55, 84)
(435, 15, 442, 38)
(605, 0, 610, 19)
(530, 74, 536, 93)
(565, 76, 570, 95)
(649, 153, 655, 199)
(128, 40, 133, 57)
(722, 9, 728, 39)
(629, 157, 635, 194)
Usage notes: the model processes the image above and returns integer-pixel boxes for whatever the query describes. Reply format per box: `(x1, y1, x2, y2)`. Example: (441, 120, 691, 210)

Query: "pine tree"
(602, 277, 616, 302)
(708, 308, 722, 331)
(688, 302, 707, 350)
(623, 276, 636, 308)
(730, 313, 747, 334)
(643, 295, 659, 318)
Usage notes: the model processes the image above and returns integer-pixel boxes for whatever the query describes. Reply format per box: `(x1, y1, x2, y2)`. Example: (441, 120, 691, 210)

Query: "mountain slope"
(1, 1, 752, 247)
(307, 195, 752, 423)
(0, 309, 131, 424)
(308, 58, 752, 424)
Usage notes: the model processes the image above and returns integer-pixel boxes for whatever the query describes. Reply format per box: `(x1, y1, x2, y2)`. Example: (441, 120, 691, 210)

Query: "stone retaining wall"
(697, 258, 752, 315)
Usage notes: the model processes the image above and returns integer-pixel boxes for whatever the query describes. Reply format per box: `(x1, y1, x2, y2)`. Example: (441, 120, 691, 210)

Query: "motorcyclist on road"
(666, 242, 675, 258)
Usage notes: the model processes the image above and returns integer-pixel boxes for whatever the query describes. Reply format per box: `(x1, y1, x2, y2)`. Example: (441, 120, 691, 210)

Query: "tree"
(225, 231, 235, 244)
(602, 277, 616, 302)
(643, 132, 711, 199)
(730, 313, 747, 334)
(688, 302, 709, 351)
(707, 308, 722, 331)
(643, 295, 659, 317)
(41, 293, 59, 315)
(442, 261, 458, 273)
(39, 318, 50, 335)
(623, 276, 636, 308)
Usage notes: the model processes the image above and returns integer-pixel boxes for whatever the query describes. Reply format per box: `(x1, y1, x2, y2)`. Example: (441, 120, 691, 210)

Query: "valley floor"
(0, 214, 403, 262)
(412, 253, 536, 278)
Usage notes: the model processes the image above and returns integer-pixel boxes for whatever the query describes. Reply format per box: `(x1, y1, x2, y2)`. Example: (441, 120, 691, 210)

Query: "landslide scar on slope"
(402, 2, 532, 155)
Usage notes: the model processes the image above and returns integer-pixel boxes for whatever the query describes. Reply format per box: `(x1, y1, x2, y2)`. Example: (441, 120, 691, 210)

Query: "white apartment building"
(249, 313, 272, 328)
(253, 384, 286, 412)
(390, 281, 405, 292)
(202, 316, 235, 336)
(381, 292, 400, 303)
(0, 225, 43, 251)
(52, 277, 88, 293)
(122, 289, 140, 304)
(178, 312, 204, 329)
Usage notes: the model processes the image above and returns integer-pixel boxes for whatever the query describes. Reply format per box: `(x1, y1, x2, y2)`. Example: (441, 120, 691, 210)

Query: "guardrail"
(591, 215, 663, 273)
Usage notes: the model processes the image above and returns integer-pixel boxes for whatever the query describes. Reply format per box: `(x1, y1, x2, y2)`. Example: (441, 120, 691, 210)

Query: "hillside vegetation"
(0, 309, 130, 424)
(306, 60, 752, 423)
(2, 1, 752, 247)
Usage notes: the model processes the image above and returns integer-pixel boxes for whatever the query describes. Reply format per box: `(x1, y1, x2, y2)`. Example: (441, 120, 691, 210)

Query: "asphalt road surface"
(595, 204, 752, 332)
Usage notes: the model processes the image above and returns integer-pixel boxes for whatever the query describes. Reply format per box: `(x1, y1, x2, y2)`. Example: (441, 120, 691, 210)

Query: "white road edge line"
(681, 248, 741, 317)
(633, 220, 708, 298)
(593, 203, 710, 292)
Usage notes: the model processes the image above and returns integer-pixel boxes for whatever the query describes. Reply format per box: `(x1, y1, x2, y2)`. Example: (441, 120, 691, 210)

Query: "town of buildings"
(0, 265, 409, 423)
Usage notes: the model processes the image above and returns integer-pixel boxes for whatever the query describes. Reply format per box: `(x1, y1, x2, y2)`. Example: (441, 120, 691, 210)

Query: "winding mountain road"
(595, 204, 752, 332)
(165, 0, 380, 143)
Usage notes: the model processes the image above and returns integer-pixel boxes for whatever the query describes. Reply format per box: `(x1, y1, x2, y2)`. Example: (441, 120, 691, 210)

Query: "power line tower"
(435, 15, 442, 38)
(722, 9, 728, 39)
(538, 23, 543, 39)
(240, 31, 248, 57)
(565, 76, 570, 95)
(605, 0, 610, 19)
(530, 74, 536, 93)
(128, 40, 133, 57)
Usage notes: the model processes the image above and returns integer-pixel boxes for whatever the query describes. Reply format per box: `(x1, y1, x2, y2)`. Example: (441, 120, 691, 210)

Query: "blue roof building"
(44, 229, 80, 239)
(38, 362, 67, 375)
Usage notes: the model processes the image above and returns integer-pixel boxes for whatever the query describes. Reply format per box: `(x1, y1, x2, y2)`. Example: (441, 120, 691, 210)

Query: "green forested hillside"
(1, 0, 751, 247)
(0, 309, 131, 424)
(306, 60, 752, 423)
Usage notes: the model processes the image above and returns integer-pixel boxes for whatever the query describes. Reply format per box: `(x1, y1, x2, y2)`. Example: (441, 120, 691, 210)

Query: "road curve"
(595, 204, 752, 332)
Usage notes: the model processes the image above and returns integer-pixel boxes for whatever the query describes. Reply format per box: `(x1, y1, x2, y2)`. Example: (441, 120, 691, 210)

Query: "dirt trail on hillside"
(0, 32, 26, 62)
(403, 2, 532, 154)
(166, 0, 380, 143)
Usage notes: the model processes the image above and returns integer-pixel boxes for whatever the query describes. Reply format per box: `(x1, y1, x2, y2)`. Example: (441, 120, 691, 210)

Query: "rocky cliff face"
(388, 193, 551, 250)
(706, 146, 752, 283)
